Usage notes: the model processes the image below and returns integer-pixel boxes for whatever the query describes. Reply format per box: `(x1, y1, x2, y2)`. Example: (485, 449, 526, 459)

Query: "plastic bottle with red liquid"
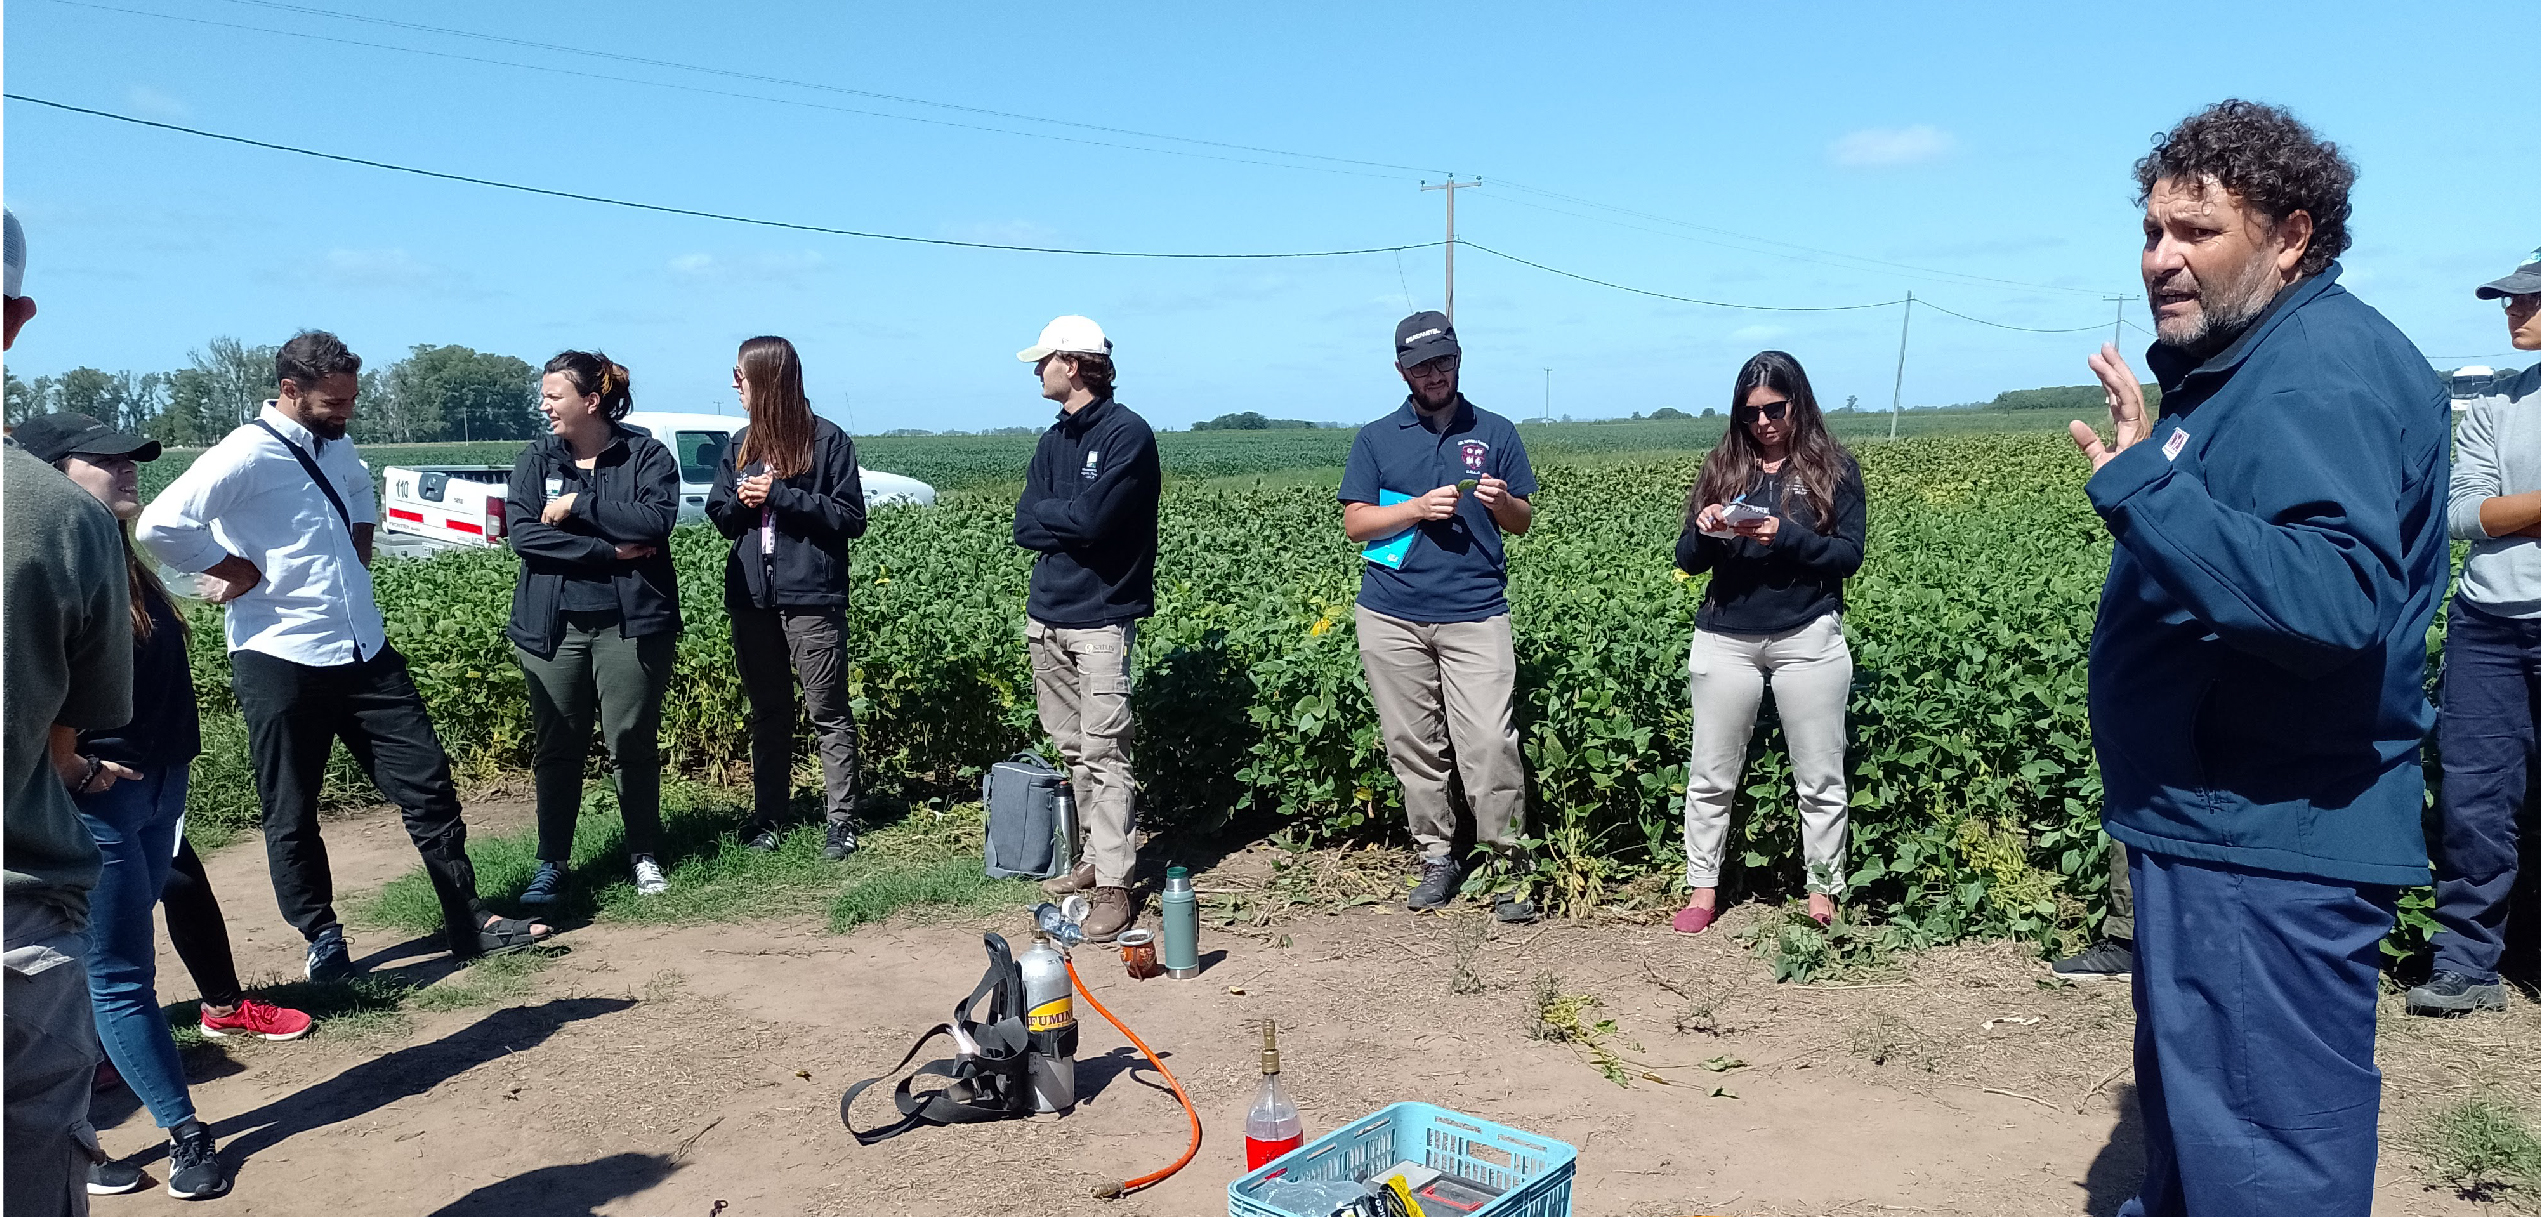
(1243, 1021, 1304, 1169)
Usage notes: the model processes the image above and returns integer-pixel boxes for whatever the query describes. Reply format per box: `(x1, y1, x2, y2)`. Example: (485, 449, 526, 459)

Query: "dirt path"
(95, 803, 2531, 1216)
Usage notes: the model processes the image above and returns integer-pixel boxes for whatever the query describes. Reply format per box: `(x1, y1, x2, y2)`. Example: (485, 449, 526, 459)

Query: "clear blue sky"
(4, 0, 2534, 433)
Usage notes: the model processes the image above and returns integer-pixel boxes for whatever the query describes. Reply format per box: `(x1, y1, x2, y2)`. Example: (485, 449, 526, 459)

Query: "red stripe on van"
(388, 508, 423, 522)
(445, 519, 483, 535)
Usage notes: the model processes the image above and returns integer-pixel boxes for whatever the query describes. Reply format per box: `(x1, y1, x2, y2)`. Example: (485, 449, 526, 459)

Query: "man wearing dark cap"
(2071, 101, 2450, 1216)
(2407, 250, 2540, 1016)
(1340, 312, 1538, 922)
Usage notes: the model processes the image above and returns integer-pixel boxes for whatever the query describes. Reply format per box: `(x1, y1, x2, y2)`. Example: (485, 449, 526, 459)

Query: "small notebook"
(1360, 489, 1416, 569)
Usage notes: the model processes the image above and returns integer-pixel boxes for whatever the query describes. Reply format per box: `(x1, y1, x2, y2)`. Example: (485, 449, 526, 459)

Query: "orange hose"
(1066, 954, 1203, 1199)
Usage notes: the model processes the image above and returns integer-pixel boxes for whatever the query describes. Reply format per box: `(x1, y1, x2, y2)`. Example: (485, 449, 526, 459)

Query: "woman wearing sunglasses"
(1671, 350, 1866, 934)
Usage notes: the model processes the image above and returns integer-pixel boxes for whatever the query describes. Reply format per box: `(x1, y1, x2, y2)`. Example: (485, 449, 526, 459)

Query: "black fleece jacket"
(705, 416, 867, 611)
(1674, 456, 1866, 635)
(1012, 397, 1160, 627)
(505, 425, 684, 657)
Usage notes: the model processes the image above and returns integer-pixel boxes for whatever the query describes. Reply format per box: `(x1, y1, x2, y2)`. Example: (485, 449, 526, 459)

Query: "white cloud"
(665, 250, 826, 287)
(320, 247, 434, 289)
(1828, 124, 1956, 168)
(1729, 324, 1788, 342)
(668, 253, 715, 275)
(124, 85, 188, 120)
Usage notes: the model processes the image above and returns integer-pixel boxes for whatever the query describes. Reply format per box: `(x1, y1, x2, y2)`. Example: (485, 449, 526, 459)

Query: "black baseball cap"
(2475, 250, 2541, 300)
(12, 413, 162, 464)
(1394, 310, 1461, 369)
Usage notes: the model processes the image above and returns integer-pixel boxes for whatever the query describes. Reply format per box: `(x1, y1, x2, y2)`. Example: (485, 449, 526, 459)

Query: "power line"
(50, 0, 2130, 302)
(6, 92, 2152, 336)
(1911, 298, 2111, 334)
(3, 94, 1444, 259)
(202, 0, 1443, 177)
(35, 0, 1403, 181)
(1489, 179, 2115, 299)
(1468, 187, 2103, 300)
(1458, 241, 1904, 312)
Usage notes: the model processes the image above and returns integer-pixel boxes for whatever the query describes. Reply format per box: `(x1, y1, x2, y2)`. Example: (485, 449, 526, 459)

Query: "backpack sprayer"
(841, 896, 1203, 1200)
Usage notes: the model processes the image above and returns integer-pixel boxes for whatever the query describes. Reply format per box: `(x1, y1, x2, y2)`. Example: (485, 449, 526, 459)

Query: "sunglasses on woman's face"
(1735, 401, 1791, 424)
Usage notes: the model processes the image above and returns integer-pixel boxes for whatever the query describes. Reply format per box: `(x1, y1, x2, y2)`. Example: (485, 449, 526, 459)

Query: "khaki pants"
(5, 898, 101, 1217)
(1354, 606, 1525, 861)
(1028, 619, 1138, 888)
(1683, 614, 1852, 894)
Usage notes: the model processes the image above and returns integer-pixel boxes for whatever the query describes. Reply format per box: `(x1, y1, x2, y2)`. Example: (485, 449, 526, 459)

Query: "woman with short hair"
(506, 351, 683, 905)
(705, 336, 868, 857)
(1671, 351, 1866, 934)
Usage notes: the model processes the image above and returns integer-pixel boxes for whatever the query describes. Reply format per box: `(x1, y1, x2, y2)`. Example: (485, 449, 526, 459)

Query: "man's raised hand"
(2070, 342, 2149, 472)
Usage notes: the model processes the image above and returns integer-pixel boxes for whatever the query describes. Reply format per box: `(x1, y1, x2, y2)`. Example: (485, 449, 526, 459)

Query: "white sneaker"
(632, 855, 668, 896)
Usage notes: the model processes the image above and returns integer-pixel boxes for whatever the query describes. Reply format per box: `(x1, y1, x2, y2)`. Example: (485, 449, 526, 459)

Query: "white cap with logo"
(1017, 315, 1110, 362)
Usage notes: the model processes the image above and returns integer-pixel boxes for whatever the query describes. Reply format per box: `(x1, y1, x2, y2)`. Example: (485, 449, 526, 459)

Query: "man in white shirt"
(137, 331, 549, 980)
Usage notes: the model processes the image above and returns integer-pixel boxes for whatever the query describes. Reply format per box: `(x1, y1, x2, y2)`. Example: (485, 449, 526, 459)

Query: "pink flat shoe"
(1809, 907, 1834, 927)
(1671, 905, 1717, 935)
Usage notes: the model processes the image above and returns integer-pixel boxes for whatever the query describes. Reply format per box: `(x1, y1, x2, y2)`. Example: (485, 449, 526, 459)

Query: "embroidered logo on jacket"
(1082, 450, 1101, 480)
(2162, 429, 2189, 461)
(1457, 439, 1489, 474)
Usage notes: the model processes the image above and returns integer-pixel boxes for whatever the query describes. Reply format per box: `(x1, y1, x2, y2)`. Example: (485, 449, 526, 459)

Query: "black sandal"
(469, 915, 556, 958)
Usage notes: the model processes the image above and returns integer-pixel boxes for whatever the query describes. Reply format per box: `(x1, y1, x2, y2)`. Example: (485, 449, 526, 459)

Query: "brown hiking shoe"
(1081, 886, 1138, 943)
(1041, 861, 1096, 897)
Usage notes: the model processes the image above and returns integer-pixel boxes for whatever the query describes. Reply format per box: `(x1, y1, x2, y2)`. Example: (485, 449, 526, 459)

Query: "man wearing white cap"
(1012, 316, 1159, 942)
(3, 206, 138, 1213)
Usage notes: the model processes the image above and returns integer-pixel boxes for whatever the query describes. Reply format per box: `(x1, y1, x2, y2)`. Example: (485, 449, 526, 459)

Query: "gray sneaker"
(1407, 858, 1463, 911)
(2406, 970, 2508, 1016)
(2050, 938, 2133, 980)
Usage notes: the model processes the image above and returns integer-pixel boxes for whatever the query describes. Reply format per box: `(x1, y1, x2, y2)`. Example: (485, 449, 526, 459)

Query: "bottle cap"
(1164, 865, 1193, 895)
(1261, 1020, 1280, 1074)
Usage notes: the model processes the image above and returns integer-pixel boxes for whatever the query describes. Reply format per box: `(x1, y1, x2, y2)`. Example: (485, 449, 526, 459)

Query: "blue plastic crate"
(1228, 1101, 1576, 1217)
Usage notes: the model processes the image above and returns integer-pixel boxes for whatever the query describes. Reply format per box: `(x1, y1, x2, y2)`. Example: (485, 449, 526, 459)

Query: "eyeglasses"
(1406, 356, 1458, 379)
(1734, 401, 1791, 423)
(731, 367, 745, 384)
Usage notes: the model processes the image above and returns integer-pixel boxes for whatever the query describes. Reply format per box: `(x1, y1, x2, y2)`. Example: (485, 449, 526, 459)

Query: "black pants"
(230, 645, 484, 952)
(2429, 599, 2541, 983)
(162, 838, 242, 1008)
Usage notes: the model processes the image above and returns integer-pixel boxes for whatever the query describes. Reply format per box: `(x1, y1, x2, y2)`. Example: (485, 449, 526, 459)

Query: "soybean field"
(173, 421, 2189, 958)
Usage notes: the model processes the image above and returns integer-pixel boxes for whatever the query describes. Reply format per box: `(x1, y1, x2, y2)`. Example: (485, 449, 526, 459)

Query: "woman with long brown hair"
(1670, 351, 1866, 934)
(704, 336, 868, 857)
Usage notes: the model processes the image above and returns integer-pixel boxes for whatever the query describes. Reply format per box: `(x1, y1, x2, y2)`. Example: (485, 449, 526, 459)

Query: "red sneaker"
(198, 998, 314, 1042)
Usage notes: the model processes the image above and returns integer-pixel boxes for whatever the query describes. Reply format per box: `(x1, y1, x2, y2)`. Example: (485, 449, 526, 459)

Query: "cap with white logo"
(1393, 310, 1460, 369)
(1018, 315, 1111, 362)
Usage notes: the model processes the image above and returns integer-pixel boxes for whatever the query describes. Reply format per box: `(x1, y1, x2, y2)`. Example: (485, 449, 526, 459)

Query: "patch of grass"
(1736, 902, 1924, 985)
(408, 950, 560, 1012)
(2417, 1094, 2541, 1202)
(1528, 971, 1634, 1087)
(357, 781, 1031, 936)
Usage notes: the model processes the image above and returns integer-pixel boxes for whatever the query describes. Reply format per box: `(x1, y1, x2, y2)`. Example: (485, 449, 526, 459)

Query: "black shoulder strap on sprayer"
(840, 932, 1033, 1145)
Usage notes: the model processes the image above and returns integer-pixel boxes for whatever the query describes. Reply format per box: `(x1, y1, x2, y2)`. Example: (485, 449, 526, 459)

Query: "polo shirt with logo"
(1338, 395, 1537, 624)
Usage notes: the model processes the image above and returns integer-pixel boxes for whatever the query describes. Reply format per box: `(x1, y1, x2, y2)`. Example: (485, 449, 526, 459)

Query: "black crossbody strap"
(253, 419, 353, 533)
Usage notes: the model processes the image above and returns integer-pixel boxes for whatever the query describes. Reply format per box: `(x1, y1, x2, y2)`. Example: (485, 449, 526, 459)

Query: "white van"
(618, 411, 938, 522)
(378, 414, 935, 551)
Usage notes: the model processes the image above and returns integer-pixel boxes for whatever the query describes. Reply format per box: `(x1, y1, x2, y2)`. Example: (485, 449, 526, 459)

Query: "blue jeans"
(2119, 850, 2394, 1217)
(2428, 598, 2540, 983)
(77, 764, 196, 1130)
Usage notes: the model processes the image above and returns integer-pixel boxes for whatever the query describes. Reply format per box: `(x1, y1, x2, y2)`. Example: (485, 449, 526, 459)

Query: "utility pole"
(1421, 178, 1479, 324)
(2103, 294, 2133, 351)
(1888, 291, 1914, 440)
(1542, 367, 1551, 422)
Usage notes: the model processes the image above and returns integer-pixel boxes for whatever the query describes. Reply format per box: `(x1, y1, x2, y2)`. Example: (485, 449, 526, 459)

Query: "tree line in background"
(4, 338, 540, 447)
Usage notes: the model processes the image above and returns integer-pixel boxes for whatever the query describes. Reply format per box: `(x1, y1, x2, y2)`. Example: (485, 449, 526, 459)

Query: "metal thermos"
(1053, 783, 1079, 875)
(1018, 932, 1077, 1113)
(1160, 866, 1199, 978)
